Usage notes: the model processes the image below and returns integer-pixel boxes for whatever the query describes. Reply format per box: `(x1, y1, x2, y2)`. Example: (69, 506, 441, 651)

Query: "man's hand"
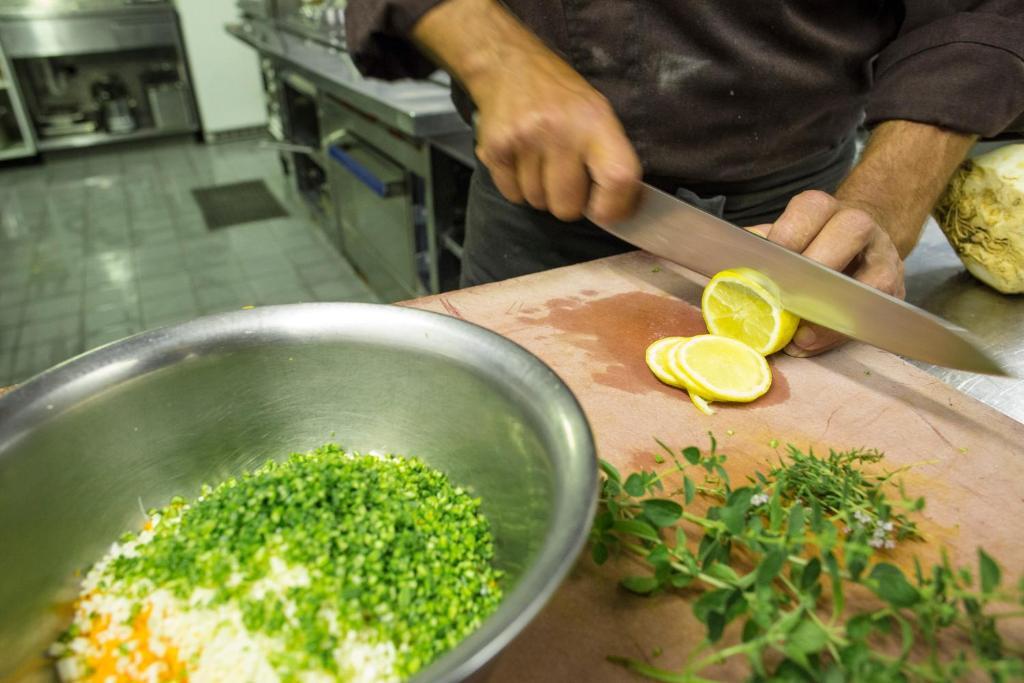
(412, 0, 642, 223)
(754, 120, 976, 357)
(750, 192, 905, 356)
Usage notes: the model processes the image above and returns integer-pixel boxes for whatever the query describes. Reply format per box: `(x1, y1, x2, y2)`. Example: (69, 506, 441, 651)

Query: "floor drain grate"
(192, 180, 289, 230)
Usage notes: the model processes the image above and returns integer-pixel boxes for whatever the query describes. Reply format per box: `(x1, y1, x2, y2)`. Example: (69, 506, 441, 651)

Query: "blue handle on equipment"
(328, 145, 389, 198)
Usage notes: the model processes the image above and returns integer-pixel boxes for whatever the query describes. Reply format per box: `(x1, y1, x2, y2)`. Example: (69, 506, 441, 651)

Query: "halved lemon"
(668, 334, 772, 403)
(701, 268, 799, 355)
(646, 336, 717, 415)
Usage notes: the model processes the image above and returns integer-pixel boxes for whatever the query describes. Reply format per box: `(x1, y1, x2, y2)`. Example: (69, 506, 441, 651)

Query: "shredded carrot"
(83, 603, 188, 682)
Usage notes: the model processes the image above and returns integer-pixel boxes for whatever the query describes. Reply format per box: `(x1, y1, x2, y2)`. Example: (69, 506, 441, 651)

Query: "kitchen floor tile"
(24, 294, 82, 322)
(138, 272, 193, 299)
(0, 323, 19, 352)
(297, 262, 357, 288)
(250, 286, 314, 306)
(85, 323, 142, 351)
(84, 304, 141, 335)
(19, 318, 80, 346)
(309, 279, 371, 302)
(196, 283, 256, 313)
(85, 285, 140, 310)
(0, 350, 15, 385)
(11, 337, 83, 383)
(0, 138, 374, 386)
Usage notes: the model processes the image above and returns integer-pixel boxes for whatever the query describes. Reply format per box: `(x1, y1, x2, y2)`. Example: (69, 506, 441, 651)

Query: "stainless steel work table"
(225, 22, 466, 138)
(904, 218, 1023, 423)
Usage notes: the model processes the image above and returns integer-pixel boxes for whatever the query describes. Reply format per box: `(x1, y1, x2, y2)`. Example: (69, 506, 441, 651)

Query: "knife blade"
(593, 183, 1006, 376)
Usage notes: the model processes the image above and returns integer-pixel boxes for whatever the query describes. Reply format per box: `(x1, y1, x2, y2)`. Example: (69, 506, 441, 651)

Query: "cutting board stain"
(755, 361, 790, 407)
(521, 291, 706, 393)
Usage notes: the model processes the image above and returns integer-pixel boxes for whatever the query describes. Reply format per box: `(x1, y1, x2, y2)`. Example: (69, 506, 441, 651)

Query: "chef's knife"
(592, 183, 1006, 375)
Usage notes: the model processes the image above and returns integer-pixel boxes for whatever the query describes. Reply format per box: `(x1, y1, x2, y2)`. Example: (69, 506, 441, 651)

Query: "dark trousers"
(459, 166, 633, 287)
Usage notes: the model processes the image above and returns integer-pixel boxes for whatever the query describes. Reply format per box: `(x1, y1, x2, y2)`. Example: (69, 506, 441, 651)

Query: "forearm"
(411, 0, 641, 222)
(411, 0, 561, 106)
(836, 120, 976, 258)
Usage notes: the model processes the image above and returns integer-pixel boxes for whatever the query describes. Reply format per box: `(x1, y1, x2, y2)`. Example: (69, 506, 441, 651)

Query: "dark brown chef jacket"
(346, 1, 1024, 188)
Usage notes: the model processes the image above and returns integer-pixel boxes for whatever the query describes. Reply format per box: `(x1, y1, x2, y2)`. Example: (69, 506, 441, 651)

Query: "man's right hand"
(412, 0, 642, 223)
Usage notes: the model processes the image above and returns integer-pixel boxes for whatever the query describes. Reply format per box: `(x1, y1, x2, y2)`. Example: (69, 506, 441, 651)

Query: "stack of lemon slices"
(646, 268, 799, 415)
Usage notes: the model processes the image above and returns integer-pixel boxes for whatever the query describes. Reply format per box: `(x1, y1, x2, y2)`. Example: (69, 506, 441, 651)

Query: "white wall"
(177, 0, 267, 135)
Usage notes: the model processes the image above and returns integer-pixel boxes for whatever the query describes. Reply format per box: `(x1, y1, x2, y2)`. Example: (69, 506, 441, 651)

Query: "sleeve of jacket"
(864, 1, 1024, 136)
(345, 0, 446, 80)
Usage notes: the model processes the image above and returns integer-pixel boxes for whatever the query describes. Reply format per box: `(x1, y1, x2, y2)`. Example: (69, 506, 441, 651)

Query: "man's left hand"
(750, 190, 905, 357)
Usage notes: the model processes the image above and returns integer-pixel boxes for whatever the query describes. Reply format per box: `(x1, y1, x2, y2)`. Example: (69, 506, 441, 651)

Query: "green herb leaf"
(720, 488, 754, 535)
(755, 547, 787, 588)
(800, 558, 822, 591)
(682, 446, 701, 465)
(705, 562, 741, 584)
(670, 573, 693, 589)
(624, 473, 646, 497)
(706, 610, 726, 642)
(642, 499, 683, 528)
(683, 476, 696, 505)
(787, 505, 806, 540)
(825, 551, 844, 617)
(599, 460, 621, 484)
(848, 546, 868, 582)
(647, 544, 670, 571)
(621, 575, 661, 595)
(693, 588, 732, 623)
(979, 549, 1001, 594)
(845, 613, 875, 640)
(785, 616, 830, 657)
(768, 493, 783, 532)
(869, 563, 920, 608)
(810, 499, 824, 533)
(591, 541, 608, 565)
(612, 518, 661, 543)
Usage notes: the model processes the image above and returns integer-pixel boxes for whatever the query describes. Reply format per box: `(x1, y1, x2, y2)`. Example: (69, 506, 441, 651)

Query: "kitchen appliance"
(91, 74, 136, 133)
(141, 67, 197, 130)
(0, 28, 34, 159)
(0, 105, 8, 147)
(0, 303, 597, 682)
(236, 0, 278, 21)
(592, 183, 1005, 375)
(36, 105, 97, 137)
(0, 1, 199, 150)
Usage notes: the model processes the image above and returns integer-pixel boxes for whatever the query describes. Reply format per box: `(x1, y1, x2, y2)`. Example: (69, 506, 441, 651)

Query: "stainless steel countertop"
(226, 21, 467, 138)
(0, 0, 171, 19)
(904, 218, 1023, 423)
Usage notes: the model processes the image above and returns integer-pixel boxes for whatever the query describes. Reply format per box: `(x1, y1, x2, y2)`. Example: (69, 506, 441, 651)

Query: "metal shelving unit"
(0, 1, 199, 154)
(0, 37, 36, 161)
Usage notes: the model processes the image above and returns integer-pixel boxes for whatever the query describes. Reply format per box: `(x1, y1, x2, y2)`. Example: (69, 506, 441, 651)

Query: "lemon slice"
(688, 392, 715, 416)
(701, 268, 799, 355)
(645, 336, 689, 388)
(646, 336, 717, 414)
(668, 334, 772, 402)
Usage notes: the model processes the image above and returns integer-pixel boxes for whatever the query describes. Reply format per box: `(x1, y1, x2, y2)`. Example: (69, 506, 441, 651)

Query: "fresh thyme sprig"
(590, 436, 1024, 682)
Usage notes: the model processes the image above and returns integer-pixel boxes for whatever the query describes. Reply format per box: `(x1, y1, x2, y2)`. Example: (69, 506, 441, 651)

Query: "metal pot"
(0, 303, 597, 682)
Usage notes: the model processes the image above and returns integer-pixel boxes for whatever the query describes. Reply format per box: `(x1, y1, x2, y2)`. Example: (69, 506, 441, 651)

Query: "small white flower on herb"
(868, 538, 885, 549)
(884, 540, 896, 549)
(853, 510, 872, 525)
(750, 493, 770, 507)
(882, 521, 894, 532)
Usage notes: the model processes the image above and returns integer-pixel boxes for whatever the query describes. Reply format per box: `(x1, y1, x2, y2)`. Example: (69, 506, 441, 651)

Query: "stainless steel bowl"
(0, 303, 597, 682)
